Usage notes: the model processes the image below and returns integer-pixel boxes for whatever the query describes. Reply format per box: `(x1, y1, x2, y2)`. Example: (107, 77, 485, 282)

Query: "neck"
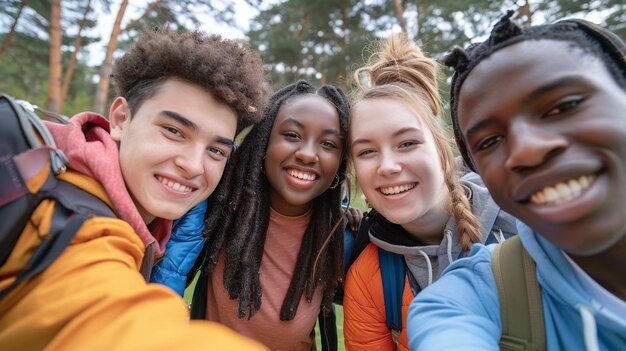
(570, 236, 626, 301)
(401, 194, 451, 245)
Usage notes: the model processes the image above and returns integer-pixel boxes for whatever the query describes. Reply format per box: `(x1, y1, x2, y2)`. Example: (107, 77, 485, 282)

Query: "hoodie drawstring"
(494, 228, 505, 243)
(577, 304, 600, 351)
(417, 250, 433, 286)
(445, 230, 454, 265)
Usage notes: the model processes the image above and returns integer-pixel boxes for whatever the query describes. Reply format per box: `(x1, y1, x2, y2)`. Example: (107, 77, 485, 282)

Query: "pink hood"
(45, 112, 171, 257)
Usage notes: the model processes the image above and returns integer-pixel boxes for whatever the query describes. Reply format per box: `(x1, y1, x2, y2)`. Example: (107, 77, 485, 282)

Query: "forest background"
(1, 0, 624, 118)
(1, 0, 624, 349)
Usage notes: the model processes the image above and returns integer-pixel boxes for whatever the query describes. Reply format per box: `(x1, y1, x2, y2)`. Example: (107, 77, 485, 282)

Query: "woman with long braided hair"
(190, 80, 350, 351)
(343, 34, 517, 351)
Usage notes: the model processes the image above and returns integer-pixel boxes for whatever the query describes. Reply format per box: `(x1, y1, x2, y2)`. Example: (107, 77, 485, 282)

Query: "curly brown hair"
(112, 27, 270, 132)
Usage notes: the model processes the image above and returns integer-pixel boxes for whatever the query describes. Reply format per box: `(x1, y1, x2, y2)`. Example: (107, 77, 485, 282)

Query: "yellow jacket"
(0, 170, 267, 350)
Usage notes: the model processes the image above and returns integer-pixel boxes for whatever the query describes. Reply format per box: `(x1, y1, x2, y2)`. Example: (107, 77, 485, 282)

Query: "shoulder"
(347, 243, 381, 286)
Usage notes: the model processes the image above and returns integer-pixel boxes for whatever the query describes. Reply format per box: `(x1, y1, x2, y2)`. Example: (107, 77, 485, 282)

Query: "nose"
(174, 145, 205, 177)
(504, 120, 567, 172)
(377, 152, 402, 176)
(294, 141, 319, 164)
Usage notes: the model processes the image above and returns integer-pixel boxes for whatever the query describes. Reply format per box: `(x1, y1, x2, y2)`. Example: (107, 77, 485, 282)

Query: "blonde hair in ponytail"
(352, 34, 481, 253)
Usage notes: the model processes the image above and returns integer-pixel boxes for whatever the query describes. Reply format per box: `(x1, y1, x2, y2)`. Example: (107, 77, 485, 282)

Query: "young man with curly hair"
(0, 27, 270, 350)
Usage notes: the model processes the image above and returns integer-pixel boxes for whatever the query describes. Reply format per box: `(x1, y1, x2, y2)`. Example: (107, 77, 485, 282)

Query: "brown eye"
(282, 131, 301, 141)
(475, 135, 503, 152)
(163, 126, 183, 137)
(321, 140, 337, 149)
(544, 97, 584, 117)
(356, 149, 375, 158)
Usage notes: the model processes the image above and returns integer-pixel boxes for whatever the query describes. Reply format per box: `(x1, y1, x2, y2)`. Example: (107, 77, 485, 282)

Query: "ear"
(109, 97, 131, 141)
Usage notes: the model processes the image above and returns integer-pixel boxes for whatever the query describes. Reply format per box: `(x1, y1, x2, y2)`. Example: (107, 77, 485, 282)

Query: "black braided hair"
(444, 10, 626, 172)
(201, 80, 350, 320)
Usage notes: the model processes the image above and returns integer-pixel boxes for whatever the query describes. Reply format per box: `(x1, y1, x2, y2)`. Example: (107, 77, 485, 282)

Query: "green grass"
(314, 305, 346, 351)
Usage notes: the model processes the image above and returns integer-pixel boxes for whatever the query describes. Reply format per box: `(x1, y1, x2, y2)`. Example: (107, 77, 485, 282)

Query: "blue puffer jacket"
(150, 200, 207, 296)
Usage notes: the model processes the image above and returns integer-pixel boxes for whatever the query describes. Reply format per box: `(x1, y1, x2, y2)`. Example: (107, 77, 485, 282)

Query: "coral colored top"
(206, 208, 323, 351)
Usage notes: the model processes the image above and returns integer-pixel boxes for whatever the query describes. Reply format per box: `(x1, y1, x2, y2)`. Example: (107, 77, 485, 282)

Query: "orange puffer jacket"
(0, 170, 267, 351)
(344, 243, 413, 351)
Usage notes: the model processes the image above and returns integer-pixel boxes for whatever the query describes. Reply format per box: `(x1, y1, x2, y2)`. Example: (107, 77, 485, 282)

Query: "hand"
(344, 207, 363, 232)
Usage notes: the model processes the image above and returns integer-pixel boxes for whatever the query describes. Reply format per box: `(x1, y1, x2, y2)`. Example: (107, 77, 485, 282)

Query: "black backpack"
(0, 93, 116, 299)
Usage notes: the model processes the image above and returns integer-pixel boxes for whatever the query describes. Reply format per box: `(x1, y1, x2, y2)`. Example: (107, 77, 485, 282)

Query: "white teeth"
(529, 175, 595, 205)
(287, 169, 316, 181)
(156, 176, 193, 193)
(380, 183, 416, 195)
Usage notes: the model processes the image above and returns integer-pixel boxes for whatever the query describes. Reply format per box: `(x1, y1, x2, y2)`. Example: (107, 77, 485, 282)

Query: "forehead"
(351, 98, 430, 139)
(354, 98, 421, 125)
(457, 39, 607, 130)
(138, 79, 237, 134)
(275, 94, 339, 124)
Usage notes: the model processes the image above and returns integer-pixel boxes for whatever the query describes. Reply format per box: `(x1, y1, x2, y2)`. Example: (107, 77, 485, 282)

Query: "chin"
(151, 208, 187, 221)
(378, 211, 415, 226)
(562, 234, 624, 256)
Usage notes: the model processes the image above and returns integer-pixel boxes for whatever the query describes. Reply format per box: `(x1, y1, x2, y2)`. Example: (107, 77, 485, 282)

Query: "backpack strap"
(492, 235, 546, 351)
(0, 180, 116, 299)
(378, 247, 406, 346)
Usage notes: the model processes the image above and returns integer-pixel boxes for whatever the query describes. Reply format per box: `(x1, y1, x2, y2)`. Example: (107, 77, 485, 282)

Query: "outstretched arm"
(407, 245, 501, 350)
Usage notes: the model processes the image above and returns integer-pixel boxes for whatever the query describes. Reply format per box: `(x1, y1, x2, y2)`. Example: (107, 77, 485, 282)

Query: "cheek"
(117, 145, 140, 178)
(352, 157, 373, 179)
(322, 154, 342, 180)
(205, 161, 227, 189)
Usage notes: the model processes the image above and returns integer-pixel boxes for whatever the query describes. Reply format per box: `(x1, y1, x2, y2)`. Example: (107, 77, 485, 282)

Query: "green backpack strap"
(492, 236, 546, 351)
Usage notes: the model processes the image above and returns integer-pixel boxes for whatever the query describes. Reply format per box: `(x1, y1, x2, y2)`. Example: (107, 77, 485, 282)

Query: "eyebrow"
(465, 76, 588, 141)
(351, 126, 422, 148)
(465, 119, 499, 141)
(160, 110, 197, 131)
(160, 110, 234, 149)
(281, 117, 342, 138)
(525, 76, 587, 103)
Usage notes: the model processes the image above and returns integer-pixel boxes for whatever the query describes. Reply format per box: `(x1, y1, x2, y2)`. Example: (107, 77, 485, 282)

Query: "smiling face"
(264, 94, 343, 216)
(350, 98, 450, 240)
(110, 78, 237, 223)
(457, 39, 626, 255)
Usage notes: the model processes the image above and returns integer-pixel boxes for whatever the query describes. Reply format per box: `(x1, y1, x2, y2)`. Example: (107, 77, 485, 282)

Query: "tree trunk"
(92, 0, 162, 115)
(0, 1, 26, 61)
(121, 1, 162, 32)
(59, 0, 92, 112)
(340, 0, 349, 91)
(47, 0, 63, 112)
(392, 0, 407, 33)
(518, 0, 532, 26)
(92, 0, 129, 115)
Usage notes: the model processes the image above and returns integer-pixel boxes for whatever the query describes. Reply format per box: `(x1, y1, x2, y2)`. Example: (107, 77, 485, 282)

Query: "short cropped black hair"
(112, 27, 270, 133)
(444, 11, 626, 171)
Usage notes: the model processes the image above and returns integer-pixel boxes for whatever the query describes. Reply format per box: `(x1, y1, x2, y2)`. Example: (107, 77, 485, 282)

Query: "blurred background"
(1, 0, 624, 120)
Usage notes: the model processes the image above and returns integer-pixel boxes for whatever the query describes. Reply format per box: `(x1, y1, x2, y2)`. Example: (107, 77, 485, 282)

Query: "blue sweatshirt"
(407, 221, 626, 350)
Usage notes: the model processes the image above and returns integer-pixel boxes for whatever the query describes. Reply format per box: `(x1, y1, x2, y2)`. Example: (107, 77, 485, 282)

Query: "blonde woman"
(343, 34, 517, 351)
